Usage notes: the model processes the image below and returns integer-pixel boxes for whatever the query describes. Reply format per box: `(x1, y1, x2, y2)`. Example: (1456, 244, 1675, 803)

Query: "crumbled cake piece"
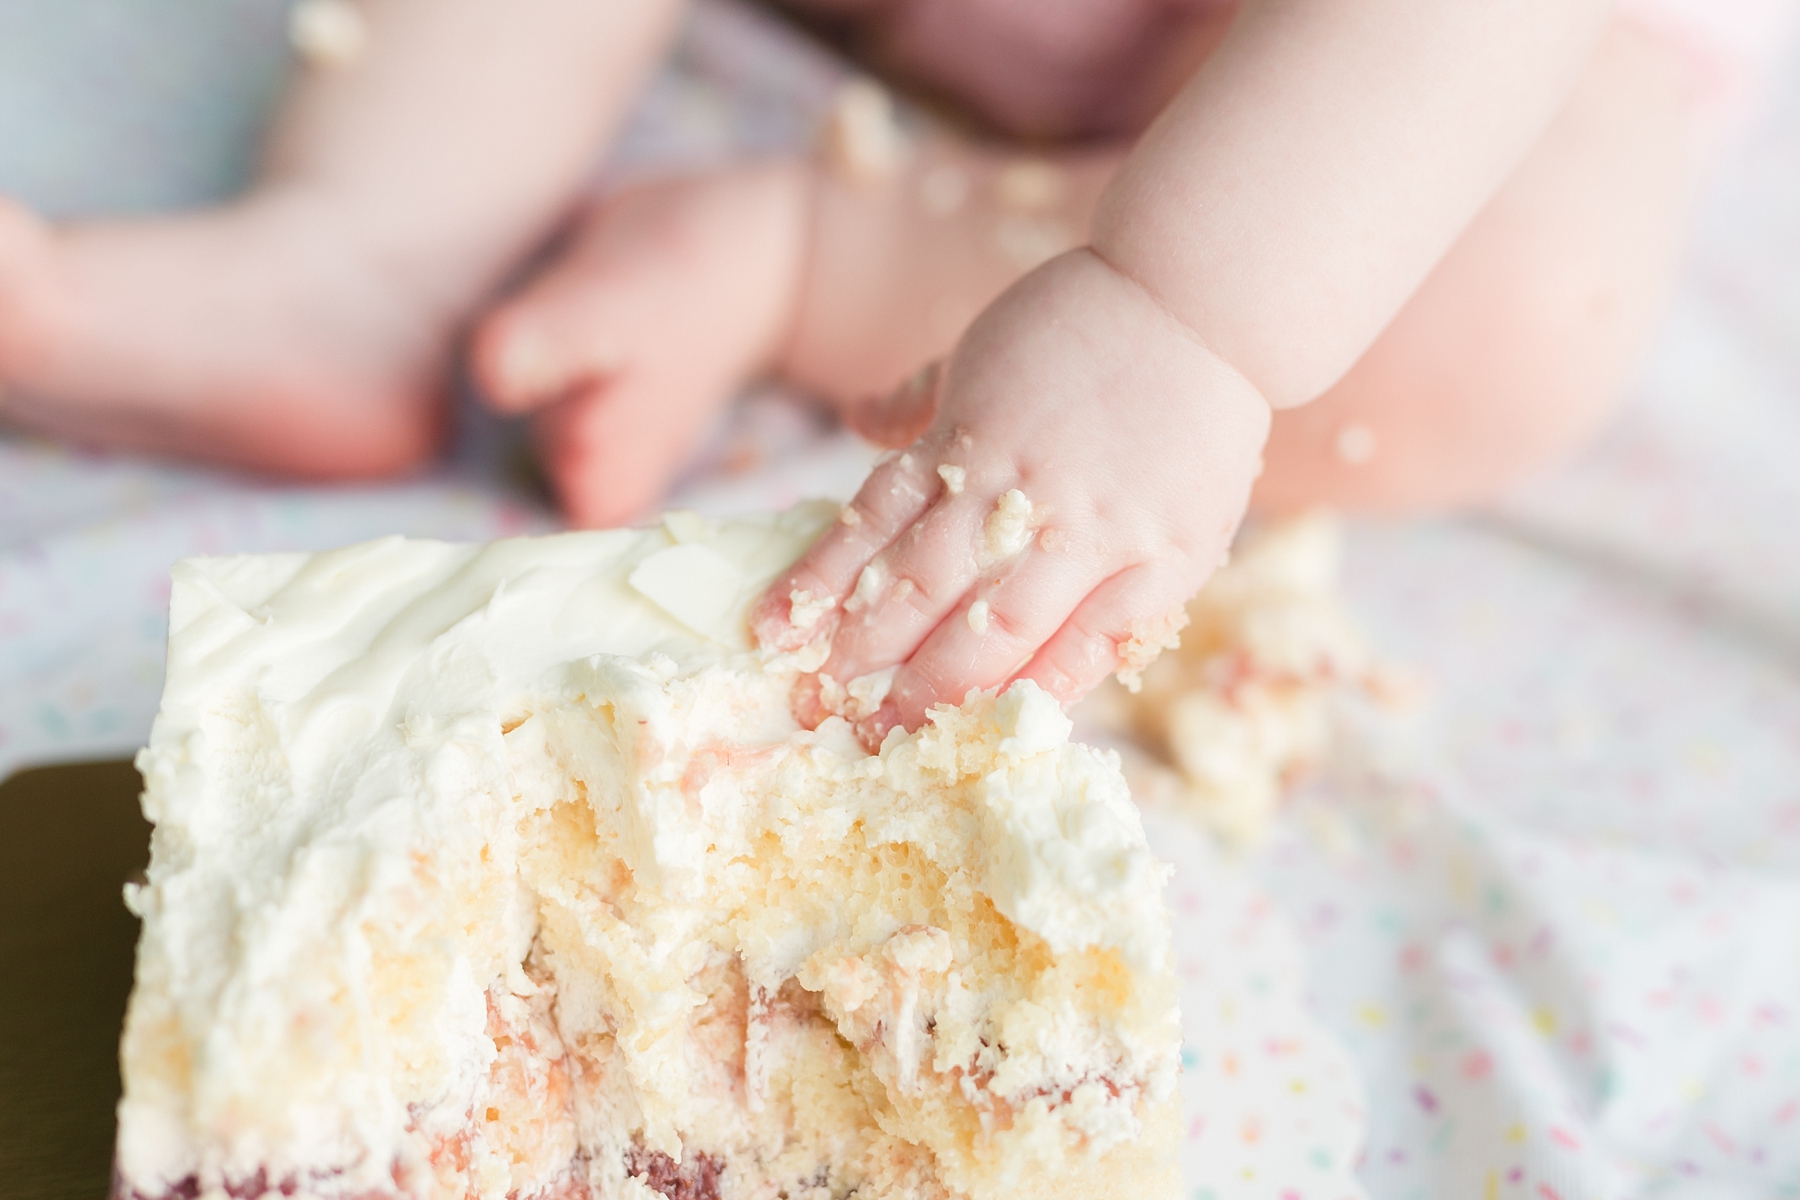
(1091, 512, 1403, 844)
(983, 490, 1036, 563)
(787, 587, 835, 634)
(1114, 607, 1192, 695)
(116, 503, 1181, 1200)
(846, 559, 889, 612)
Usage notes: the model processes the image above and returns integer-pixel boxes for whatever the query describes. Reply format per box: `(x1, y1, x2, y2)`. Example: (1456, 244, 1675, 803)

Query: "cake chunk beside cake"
(117, 503, 1181, 1200)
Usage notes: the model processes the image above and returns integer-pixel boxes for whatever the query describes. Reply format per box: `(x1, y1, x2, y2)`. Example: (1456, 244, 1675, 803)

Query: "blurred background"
(3, 2, 1800, 1197)
(1, 0, 292, 219)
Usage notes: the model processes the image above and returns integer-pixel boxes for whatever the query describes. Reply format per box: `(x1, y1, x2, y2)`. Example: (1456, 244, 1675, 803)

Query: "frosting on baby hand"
(753, 247, 1270, 741)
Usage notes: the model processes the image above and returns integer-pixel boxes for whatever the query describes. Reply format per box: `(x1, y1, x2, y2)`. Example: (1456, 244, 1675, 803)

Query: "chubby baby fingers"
(750, 449, 940, 650)
(845, 361, 944, 450)
(1015, 561, 1195, 703)
(865, 550, 1105, 741)
(814, 483, 998, 689)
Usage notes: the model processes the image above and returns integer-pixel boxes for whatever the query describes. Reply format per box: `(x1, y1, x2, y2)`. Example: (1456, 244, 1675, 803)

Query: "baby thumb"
(846, 361, 942, 448)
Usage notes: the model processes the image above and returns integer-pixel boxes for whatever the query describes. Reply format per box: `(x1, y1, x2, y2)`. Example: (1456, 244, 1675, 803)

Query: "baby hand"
(752, 248, 1270, 741)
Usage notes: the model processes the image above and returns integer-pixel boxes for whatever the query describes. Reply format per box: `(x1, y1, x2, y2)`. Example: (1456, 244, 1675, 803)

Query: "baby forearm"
(1092, 0, 1613, 409)
(262, 0, 686, 281)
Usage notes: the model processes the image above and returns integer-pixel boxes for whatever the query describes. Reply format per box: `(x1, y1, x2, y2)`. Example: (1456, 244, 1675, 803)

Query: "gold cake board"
(0, 760, 149, 1200)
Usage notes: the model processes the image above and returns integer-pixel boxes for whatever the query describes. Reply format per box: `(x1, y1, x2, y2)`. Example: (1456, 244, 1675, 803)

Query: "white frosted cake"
(115, 503, 1182, 1200)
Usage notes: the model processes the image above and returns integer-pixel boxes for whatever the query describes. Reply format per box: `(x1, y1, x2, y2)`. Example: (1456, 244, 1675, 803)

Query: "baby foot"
(0, 192, 447, 477)
(470, 163, 812, 528)
(473, 117, 1121, 526)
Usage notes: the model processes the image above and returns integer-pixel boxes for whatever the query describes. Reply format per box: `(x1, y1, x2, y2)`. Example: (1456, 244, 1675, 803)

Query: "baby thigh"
(1252, 17, 1704, 516)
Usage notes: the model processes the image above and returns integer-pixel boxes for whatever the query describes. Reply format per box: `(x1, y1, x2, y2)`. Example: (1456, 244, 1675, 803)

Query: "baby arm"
(754, 0, 1614, 739)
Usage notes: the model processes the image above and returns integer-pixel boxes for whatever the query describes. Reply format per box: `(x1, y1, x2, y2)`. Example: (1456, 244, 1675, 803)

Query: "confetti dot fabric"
(1247, 55, 1800, 1195)
(3, 3, 1800, 1198)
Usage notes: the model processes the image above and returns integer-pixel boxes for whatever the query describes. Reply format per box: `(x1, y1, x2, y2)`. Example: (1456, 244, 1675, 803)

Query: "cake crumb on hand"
(1115, 606, 1191, 694)
(983, 489, 1037, 562)
(787, 588, 834, 634)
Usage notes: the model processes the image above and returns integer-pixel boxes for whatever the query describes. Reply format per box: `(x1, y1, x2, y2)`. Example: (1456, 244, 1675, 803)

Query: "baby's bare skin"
(472, 133, 1121, 525)
(780, 0, 1230, 139)
(0, 0, 1701, 739)
(748, 0, 1697, 739)
(470, 0, 1695, 740)
(0, 0, 681, 474)
(472, 162, 813, 527)
(762, 250, 1269, 740)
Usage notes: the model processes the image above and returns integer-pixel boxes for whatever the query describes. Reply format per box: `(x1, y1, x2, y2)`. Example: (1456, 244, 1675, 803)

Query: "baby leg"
(779, 12, 1701, 520)
(0, 0, 681, 477)
(479, 11, 1698, 525)
(0, 192, 446, 475)
(1252, 17, 1704, 514)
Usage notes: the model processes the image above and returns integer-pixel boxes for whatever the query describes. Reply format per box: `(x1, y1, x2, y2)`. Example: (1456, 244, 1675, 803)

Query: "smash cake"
(1094, 513, 1406, 844)
(115, 502, 1182, 1200)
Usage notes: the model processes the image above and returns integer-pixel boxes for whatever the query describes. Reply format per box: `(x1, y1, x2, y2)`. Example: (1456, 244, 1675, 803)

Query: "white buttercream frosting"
(983, 489, 1036, 562)
(118, 503, 1179, 1200)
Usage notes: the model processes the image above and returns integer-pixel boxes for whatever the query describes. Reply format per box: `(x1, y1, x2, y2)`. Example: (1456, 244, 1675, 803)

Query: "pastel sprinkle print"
(5, 4, 1800, 1198)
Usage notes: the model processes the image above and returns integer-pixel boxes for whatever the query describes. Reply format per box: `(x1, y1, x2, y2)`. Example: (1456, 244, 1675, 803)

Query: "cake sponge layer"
(117, 505, 1180, 1200)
